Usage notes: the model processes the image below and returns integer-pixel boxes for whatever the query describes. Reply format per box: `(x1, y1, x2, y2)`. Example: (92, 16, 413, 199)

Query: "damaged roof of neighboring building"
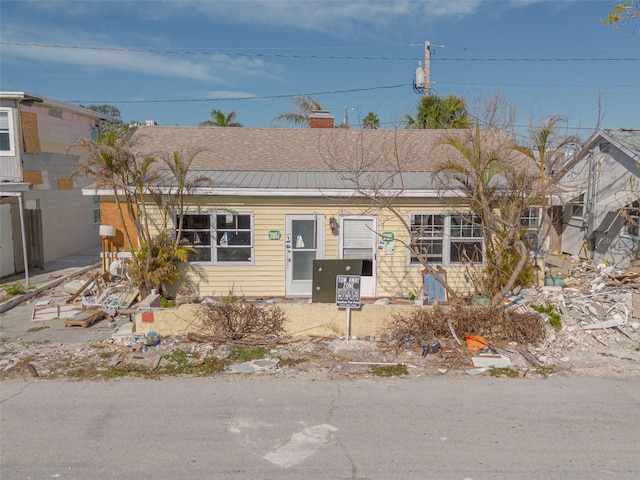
(0, 91, 112, 121)
(588, 129, 640, 162)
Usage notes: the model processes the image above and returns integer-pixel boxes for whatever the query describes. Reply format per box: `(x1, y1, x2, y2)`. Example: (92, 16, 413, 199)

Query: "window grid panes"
(410, 213, 484, 265)
(0, 109, 14, 155)
(92, 196, 101, 224)
(410, 214, 444, 263)
(179, 213, 253, 263)
(449, 214, 483, 264)
(520, 208, 541, 228)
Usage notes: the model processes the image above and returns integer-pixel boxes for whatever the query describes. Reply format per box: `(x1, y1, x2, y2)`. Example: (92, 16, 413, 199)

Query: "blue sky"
(1, 0, 638, 141)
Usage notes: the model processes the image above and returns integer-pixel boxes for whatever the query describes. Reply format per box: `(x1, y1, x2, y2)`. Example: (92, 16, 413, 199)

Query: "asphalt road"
(1, 377, 639, 480)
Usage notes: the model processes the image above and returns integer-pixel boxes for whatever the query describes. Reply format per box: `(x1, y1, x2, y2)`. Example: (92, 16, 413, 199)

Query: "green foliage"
(481, 248, 536, 296)
(227, 345, 267, 362)
(362, 112, 380, 129)
(531, 304, 554, 315)
(127, 231, 195, 296)
(160, 297, 177, 308)
(200, 109, 243, 127)
(80, 104, 123, 122)
(489, 367, 520, 378)
(531, 305, 562, 330)
(371, 364, 408, 377)
(533, 364, 556, 378)
(405, 94, 470, 129)
(548, 313, 562, 329)
(4, 283, 26, 296)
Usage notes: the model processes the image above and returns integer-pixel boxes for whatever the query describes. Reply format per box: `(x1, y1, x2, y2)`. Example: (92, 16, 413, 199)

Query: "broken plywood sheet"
(32, 304, 83, 321)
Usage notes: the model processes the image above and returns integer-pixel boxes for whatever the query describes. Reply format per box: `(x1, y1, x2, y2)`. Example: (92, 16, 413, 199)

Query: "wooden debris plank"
(151, 355, 162, 370)
(108, 352, 125, 367)
(65, 309, 107, 328)
(89, 343, 135, 352)
(65, 273, 100, 304)
(32, 304, 83, 321)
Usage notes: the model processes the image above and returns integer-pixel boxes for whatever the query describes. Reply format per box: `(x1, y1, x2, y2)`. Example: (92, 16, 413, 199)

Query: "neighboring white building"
(560, 129, 640, 269)
(0, 92, 109, 278)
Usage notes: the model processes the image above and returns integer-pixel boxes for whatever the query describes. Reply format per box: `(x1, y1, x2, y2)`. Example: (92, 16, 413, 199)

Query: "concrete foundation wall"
(135, 302, 420, 339)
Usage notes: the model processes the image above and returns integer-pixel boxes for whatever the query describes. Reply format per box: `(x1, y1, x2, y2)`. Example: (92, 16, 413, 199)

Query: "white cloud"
(179, 1, 485, 36)
(205, 90, 259, 99)
(0, 22, 281, 84)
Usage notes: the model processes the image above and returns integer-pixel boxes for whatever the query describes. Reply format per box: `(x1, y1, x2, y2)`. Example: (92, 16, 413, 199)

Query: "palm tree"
(271, 95, 322, 127)
(434, 123, 537, 301)
(200, 109, 243, 127)
(74, 130, 138, 250)
(362, 112, 380, 129)
(405, 94, 470, 129)
(161, 150, 213, 250)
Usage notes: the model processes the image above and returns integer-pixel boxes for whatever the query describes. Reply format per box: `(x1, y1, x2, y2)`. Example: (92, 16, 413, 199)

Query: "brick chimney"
(310, 110, 334, 128)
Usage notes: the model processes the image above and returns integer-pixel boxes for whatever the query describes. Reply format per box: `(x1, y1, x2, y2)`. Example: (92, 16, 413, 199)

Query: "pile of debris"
(501, 257, 640, 376)
(30, 272, 140, 327)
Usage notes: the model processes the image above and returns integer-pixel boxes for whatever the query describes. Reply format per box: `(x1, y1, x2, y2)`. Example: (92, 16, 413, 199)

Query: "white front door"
(340, 216, 377, 297)
(285, 214, 325, 296)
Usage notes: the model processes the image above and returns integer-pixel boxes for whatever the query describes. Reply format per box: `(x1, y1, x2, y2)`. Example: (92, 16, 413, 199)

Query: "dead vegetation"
(192, 300, 287, 342)
(385, 304, 546, 349)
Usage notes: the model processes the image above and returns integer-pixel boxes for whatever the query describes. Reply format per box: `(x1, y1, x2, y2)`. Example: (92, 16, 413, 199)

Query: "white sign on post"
(336, 275, 361, 308)
(336, 275, 361, 341)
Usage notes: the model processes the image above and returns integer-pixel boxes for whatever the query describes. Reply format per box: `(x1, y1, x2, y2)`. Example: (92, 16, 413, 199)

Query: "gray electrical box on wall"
(312, 259, 363, 303)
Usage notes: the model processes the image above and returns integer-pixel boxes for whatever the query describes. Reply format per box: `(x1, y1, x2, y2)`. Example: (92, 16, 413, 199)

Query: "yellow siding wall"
(146, 195, 478, 299)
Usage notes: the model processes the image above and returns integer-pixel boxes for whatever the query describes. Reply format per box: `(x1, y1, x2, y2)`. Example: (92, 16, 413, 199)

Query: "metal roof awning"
(596, 190, 638, 212)
(0, 182, 30, 195)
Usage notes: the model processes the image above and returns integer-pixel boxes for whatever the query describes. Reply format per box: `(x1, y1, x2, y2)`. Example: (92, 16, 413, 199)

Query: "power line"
(66, 84, 411, 104)
(2, 41, 639, 62)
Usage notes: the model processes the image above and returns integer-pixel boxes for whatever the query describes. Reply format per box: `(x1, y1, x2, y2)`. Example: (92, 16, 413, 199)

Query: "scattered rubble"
(1, 257, 639, 381)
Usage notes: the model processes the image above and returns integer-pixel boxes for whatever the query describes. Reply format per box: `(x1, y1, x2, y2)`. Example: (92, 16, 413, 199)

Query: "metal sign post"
(336, 275, 361, 341)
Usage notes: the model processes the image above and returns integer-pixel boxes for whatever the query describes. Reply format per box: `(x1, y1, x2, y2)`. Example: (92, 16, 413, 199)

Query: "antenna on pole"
(424, 40, 431, 96)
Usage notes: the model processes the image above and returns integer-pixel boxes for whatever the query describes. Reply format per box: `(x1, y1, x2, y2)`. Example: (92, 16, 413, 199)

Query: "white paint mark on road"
(264, 424, 338, 468)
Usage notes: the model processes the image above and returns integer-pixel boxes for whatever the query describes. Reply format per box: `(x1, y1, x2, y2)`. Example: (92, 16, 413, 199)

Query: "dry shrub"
(385, 304, 544, 347)
(194, 302, 286, 341)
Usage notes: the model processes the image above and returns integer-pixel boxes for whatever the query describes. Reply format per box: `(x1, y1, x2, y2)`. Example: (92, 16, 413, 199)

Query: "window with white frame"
(410, 213, 483, 265)
(571, 194, 584, 218)
(0, 108, 15, 156)
(92, 196, 101, 224)
(449, 214, 484, 264)
(520, 207, 542, 250)
(410, 214, 444, 263)
(179, 212, 253, 263)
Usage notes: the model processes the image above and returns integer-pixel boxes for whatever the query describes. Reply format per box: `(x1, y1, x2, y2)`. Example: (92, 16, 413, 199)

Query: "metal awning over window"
(596, 191, 638, 212)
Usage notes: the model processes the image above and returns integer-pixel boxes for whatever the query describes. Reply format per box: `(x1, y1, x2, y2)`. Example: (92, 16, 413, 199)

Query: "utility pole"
(424, 40, 431, 96)
(412, 40, 432, 96)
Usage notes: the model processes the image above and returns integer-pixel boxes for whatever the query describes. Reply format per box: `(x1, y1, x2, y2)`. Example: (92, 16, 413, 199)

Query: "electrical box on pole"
(412, 41, 431, 96)
(414, 61, 426, 92)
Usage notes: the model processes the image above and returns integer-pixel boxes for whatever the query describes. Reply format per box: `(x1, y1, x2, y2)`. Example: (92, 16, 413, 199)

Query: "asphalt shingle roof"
(131, 125, 518, 192)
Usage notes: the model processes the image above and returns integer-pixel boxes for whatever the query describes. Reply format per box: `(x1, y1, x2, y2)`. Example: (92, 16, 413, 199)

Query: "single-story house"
(89, 112, 534, 300)
(1, 92, 109, 279)
(560, 129, 640, 269)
